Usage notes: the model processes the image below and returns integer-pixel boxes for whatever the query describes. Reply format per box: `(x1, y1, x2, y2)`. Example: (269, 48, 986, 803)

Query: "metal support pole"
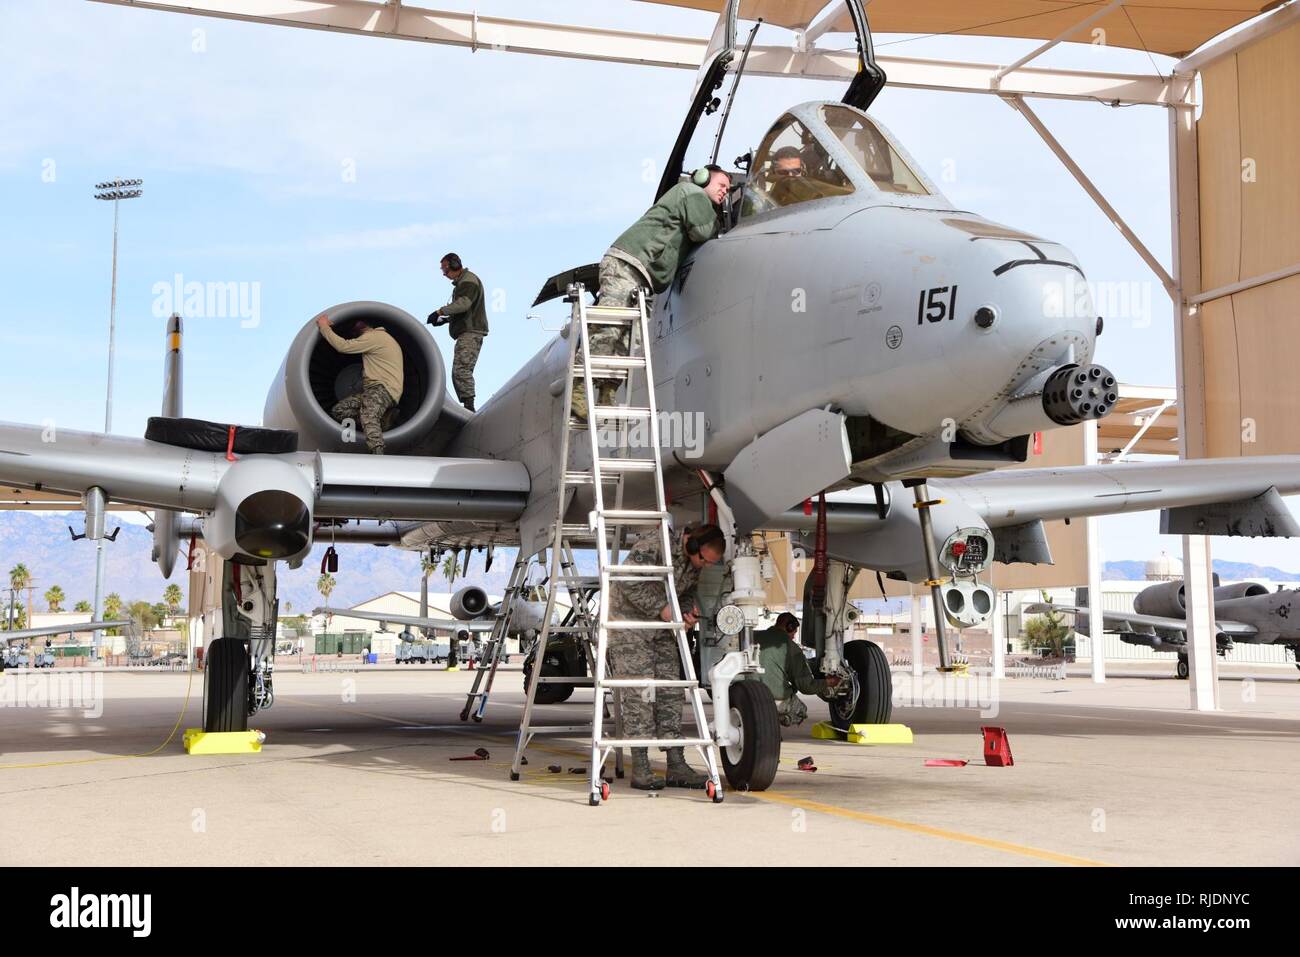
(991, 571, 1006, 680)
(1084, 419, 1106, 683)
(909, 590, 924, 678)
(910, 481, 951, 670)
(91, 177, 141, 661)
(1184, 535, 1220, 710)
(105, 196, 119, 433)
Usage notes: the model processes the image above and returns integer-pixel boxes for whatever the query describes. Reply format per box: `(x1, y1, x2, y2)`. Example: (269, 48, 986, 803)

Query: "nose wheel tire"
(829, 640, 892, 732)
(719, 681, 781, 792)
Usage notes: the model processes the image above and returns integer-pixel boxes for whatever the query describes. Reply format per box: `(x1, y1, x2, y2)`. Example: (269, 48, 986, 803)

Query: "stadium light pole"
(91, 178, 143, 660)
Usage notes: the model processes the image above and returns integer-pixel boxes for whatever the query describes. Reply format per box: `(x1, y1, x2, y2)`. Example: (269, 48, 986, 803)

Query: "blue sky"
(1, 0, 1295, 570)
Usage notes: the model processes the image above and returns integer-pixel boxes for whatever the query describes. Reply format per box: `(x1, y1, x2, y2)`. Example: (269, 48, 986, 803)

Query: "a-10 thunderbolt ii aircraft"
(1030, 580, 1300, 679)
(4, 1, 1300, 785)
(0, 620, 132, 670)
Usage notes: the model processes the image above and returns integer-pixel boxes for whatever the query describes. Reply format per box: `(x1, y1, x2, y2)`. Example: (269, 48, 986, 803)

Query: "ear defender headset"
(691, 167, 713, 187)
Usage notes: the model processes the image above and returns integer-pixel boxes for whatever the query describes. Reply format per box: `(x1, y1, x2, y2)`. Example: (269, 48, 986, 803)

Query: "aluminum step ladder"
(459, 551, 532, 723)
(508, 285, 723, 805)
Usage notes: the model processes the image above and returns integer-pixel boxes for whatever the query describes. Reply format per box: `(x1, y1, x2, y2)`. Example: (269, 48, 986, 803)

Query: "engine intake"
(263, 302, 446, 453)
(450, 586, 490, 621)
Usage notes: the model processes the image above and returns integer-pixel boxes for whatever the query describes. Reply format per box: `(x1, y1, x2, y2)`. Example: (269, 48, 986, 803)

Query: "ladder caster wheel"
(601, 781, 610, 801)
(472, 714, 483, 723)
(589, 791, 602, 807)
(707, 780, 723, 803)
(458, 708, 470, 722)
(510, 771, 520, 781)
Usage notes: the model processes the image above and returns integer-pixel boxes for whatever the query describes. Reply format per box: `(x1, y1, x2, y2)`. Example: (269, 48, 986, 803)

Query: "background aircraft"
(1030, 581, 1300, 679)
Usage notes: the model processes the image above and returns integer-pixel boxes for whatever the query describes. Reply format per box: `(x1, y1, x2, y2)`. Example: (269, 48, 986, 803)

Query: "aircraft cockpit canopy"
(820, 104, 929, 196)
(741, 104, 928, 218)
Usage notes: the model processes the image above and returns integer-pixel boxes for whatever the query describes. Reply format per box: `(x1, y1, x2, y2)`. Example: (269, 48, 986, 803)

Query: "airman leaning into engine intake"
(427, 252, 488, 413)
(315, 314, 404, 455)
(572, 166, 731, 421)
(748, 612, 841, 727)
(607, 523, 727, 790)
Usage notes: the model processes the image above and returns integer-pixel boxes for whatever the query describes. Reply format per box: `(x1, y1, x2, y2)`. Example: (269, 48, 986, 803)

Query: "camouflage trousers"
(452, 332, 484, 405)
(608, 627, 684, 743)
(572, 255, 644, 418)
(775, 694, 809, 727)
(331, 379, 395, 454)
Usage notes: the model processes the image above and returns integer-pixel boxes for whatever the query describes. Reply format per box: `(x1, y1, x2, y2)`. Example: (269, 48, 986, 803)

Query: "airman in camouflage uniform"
(571, 169, 729, 422)
(607, 523, 727, 790)
(428, 253, 488, 413)
(316, 314, 404, 455)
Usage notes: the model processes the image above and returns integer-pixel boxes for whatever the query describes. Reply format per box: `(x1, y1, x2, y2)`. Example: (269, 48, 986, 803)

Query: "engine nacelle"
(263, 302, 446, 453)
(1133, 580, 1186, 619)
(450, 586, 490, 621)
(1214, 582, 1269, 601)
(204, 458, 316, 565)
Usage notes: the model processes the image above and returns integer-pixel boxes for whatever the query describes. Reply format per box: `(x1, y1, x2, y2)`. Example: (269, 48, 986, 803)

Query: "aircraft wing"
(0, 421, 528, 520)
(0, 421, 529, 576)
(1024, 603, 1259, 638)
(0, 620, 133, 645)
(940, 456, 1300, 529)
(312, 607, 495, 633)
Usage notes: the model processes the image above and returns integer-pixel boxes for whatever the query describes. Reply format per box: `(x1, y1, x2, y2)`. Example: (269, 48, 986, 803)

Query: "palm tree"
(73, 600, 92, 614)
(104, 592, 124, 624)
(10, 601, 26, 630)
(317, 573, 336, 604)
(440, 552, 461, 587)
(163, 583, 183, 617)
(45, 585, 65, 613)
(8, 563, 31, 630)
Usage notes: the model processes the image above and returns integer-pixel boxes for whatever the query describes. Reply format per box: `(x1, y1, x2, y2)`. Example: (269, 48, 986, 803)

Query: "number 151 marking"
(917, 285, 958, 325)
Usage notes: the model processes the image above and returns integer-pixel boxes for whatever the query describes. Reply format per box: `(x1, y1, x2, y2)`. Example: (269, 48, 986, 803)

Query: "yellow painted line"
(752, 791, 1110, 867)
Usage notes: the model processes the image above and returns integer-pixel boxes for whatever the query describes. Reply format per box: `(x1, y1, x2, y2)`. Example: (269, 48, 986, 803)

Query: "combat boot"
(665, 747, 709, 789)
(630, 747, 664, 791)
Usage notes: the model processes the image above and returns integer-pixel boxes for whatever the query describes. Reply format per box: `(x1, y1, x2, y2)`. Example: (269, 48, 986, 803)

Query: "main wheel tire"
(203, 637, 249, 733)
(829, 640, 892, 732)
(523, 651, 575, 704)
(720, 681, 781, 792)
(1176, 657, 1189, 680)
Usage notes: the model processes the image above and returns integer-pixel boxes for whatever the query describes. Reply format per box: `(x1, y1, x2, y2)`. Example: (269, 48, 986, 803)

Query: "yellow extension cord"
(0, 565, 207, 770)
(0, 662, 197, 769)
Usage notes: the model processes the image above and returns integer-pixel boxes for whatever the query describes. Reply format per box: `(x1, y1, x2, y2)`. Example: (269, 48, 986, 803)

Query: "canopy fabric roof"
(638, 0, 1273, 57)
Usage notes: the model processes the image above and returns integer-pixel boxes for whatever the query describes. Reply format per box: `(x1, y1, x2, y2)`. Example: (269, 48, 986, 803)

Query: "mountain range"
(0, 511, 520, 616)
(1, 512, 1296, 617)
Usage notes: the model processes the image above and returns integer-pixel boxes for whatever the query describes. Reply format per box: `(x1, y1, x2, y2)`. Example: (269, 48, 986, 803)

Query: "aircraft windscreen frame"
(820, 104, 930, 196)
